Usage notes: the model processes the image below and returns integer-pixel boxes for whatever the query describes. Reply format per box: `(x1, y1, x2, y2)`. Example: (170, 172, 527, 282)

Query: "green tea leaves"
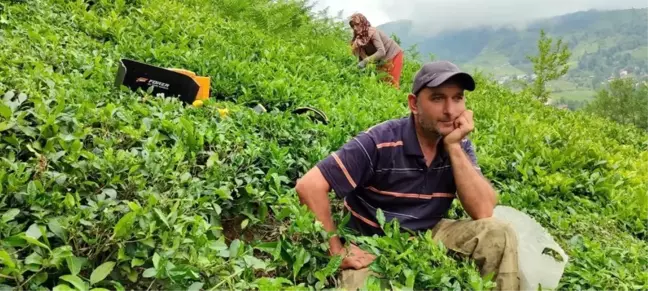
(66, 256, 87, 276)
(60, 275, 89, 291)
(142, 268, 157, 278)
(25, 252, 43, 266)
(152, 253, 161, 270)
(376, 209, 385, 228)
(154, 208, 170, 229)
(0, 103, 11, 119)
(1, 209, 19, 223)
(112, 212, 136, 239)
(53, 284, 76, 291)
(292, 248, 311, 280)
(48, 218, 67, 241)
(90, 261, 116, 285)
(0, 250, 16, 269)
(229, 239, 241, 258)
(206, 152, 219, 168)
(25, 223, 43, 239)
(102, 188, 117, 200)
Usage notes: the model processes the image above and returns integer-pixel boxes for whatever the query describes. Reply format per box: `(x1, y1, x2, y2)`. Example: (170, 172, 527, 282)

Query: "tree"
(405, 43, 421, 62)
(390, 33, 401, 46)
(526, 29, 571, 102)
(584, 77, 648, 131)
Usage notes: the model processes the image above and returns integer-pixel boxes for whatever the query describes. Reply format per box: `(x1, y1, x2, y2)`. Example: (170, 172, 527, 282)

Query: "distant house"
(497, 76, 512, 84)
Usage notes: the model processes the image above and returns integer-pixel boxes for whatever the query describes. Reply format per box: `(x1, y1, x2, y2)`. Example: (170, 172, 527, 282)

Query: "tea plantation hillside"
(1, 0, 647, 290)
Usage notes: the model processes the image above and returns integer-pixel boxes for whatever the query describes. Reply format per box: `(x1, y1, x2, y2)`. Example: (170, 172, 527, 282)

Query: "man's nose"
(443, 99, 454, 115)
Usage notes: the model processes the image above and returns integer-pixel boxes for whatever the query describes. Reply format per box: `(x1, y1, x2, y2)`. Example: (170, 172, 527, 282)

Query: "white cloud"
(310, 0, 392, 25)
(310, 0, 647, 33)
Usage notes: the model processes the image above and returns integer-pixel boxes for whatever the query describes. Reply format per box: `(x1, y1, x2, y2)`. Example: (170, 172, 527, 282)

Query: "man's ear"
(407, 93, 418, 115)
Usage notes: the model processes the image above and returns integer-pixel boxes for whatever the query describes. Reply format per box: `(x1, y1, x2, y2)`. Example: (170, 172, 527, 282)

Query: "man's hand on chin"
(444, 110, 474, 147)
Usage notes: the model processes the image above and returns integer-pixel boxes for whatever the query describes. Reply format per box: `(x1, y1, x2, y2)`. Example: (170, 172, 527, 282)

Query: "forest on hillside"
(379, 8, 648, 106)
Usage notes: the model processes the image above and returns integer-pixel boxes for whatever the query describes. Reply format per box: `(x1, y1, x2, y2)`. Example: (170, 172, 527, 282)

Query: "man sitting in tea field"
(295, 61, 519, 290)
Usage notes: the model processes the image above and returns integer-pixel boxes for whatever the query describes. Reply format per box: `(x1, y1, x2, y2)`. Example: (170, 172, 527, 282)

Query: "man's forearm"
(295, 181, 344, 253)
(446, 143, 497, 219)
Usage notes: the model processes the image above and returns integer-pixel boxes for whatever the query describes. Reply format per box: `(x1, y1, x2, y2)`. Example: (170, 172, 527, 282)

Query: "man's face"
(408, 81, 466, 138)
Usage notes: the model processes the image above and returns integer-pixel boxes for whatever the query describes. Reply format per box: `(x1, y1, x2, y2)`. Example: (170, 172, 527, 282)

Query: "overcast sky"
(311, 0, 648, 33)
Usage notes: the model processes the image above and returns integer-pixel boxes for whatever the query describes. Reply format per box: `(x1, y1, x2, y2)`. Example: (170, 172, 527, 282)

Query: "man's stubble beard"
(416, 113, 443, 141)
(414, 99, 445, 142)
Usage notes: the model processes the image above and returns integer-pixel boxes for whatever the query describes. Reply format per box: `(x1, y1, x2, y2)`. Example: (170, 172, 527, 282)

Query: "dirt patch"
(221, 214, 284, 244)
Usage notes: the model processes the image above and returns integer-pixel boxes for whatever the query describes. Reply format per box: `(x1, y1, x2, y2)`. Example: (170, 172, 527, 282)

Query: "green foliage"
(351, 210, 497, 291)
(584, 78, 648, 130)
(389, 33, 401, 46)
(0, 0, 647, 291)
(527, 30, 572, 102)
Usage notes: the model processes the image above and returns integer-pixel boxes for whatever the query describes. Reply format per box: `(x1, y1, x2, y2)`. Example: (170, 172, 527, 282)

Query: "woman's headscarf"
(349, 13, 376, 56)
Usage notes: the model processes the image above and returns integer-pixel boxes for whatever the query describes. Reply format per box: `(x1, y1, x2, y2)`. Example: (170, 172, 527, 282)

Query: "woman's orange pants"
(379, 51, 404, 89)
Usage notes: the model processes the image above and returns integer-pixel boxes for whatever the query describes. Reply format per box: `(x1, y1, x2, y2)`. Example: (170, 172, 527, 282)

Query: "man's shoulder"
(361, 117, 407, 142)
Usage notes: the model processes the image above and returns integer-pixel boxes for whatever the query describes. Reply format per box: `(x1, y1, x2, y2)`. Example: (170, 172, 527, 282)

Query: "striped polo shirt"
(316, 114, 481, 236)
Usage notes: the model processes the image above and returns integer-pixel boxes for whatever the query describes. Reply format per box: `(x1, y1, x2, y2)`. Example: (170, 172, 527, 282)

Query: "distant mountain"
(379, 8, 648, 106)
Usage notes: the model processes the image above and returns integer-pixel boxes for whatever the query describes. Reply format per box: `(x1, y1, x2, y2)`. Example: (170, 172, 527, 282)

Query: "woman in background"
(349, 13, 404, 89)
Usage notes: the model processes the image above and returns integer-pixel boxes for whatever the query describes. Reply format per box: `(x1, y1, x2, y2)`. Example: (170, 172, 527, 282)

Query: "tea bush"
(1, 0, 647, 290)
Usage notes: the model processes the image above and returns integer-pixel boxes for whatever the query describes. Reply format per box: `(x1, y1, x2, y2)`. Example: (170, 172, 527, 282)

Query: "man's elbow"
(295, 178, 308, 202)
(471, 195, 496, 220)
(295, 176, 321, 202)
(471, 207, 494, 220)
(295, 167, 330, 203)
